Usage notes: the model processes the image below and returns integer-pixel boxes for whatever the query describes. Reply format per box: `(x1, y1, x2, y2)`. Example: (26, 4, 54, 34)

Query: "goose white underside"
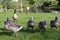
(14, 14, 18, 19)
(4, 24, 23, 32)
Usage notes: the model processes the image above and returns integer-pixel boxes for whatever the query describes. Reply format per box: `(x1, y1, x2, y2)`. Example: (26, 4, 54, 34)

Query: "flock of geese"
(3, 9, 59, 38)
(4, 8, 22, 37)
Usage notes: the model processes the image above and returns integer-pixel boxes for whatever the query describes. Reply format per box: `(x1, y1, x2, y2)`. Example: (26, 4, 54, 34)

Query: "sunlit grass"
(0, 12, 60, 40)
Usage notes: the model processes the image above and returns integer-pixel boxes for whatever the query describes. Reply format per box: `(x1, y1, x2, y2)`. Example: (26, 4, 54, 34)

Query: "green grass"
(0, 12, 60, 40)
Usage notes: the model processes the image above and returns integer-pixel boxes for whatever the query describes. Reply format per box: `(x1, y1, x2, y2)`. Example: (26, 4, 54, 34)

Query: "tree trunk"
(3, 0, 8, 13)
(20, 0, 23, 13)
(4, 6, 7, 13)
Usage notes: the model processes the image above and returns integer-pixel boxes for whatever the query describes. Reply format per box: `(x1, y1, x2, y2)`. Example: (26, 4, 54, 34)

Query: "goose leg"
(14, 32, 17, 38)
(51, 26, 53, 29)
(56, 26, 57, 29)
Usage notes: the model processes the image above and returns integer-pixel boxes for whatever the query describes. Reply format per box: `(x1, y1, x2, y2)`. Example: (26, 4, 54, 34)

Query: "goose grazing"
(4, 18, 23, 37)
(13, 8, 18, 22)
(27, 16, 34, 31)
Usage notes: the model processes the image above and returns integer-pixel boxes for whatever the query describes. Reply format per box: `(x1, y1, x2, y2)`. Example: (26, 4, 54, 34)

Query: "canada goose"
(27, 16, 34, 31)
(50, 16, 59, 29)
(4, 18, 23, 37)
(39, 20, 47, 31)
(13, 8, 18, 22)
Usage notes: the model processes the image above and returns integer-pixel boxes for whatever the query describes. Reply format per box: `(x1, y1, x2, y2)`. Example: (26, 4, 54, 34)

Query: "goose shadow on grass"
(0, 28, 13, 36)
(20, 28, 57, 34)
(20, 28, 41, 33)
(0, 28, 53, 36)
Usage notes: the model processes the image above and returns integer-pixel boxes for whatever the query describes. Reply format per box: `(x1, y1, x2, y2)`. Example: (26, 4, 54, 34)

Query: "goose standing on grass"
(50, 16, 59, 29)
(13, 8, 18, 22)
(27, 16, 34, 31)
(4, 18, 23, 38)
(39, 20, 47, 31)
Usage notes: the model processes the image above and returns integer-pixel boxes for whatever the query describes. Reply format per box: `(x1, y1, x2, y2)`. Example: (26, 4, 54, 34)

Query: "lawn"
(0, 12, 60, 40)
